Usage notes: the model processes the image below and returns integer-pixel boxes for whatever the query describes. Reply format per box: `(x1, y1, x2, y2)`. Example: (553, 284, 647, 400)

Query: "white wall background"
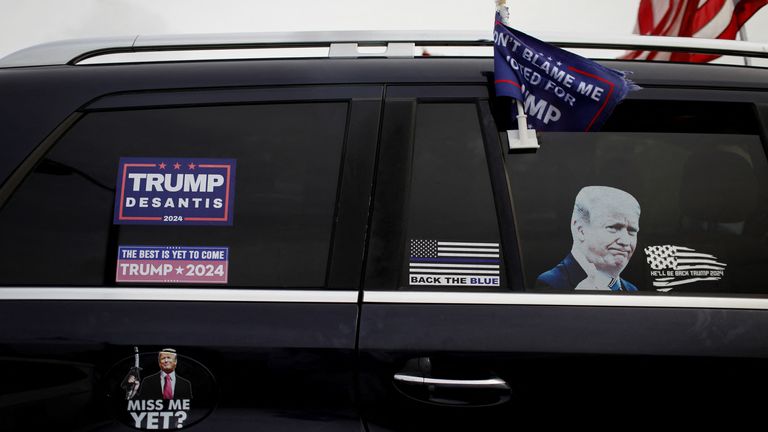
(1, 0, 766, 59)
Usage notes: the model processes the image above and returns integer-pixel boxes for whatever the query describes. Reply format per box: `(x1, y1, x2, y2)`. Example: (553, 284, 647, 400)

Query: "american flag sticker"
(645, 245, 727, 292)
(409, 239, 501, 287)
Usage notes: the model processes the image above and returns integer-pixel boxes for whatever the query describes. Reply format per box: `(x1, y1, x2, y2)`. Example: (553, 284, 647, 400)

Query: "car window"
(401, 103, 506, 290)
(506, 101, 768, 293)
(0, 102, 348, 287)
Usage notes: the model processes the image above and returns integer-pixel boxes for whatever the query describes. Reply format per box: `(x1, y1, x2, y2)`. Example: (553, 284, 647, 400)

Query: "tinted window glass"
(403, 103, 505, 290)
(0, 103, 348, 287)
(508, 131, 768, 294)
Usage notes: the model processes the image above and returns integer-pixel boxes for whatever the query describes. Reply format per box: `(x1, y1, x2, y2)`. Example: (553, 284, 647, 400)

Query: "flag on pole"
(624, 0, 768, 62)
(494, 13, 638, 132)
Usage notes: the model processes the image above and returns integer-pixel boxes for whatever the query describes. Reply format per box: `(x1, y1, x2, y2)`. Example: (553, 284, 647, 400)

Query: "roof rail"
(2, 31, 768, 68)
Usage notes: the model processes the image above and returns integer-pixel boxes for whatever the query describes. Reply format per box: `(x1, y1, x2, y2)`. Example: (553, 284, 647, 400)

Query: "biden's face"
(580, 204, 639, 276)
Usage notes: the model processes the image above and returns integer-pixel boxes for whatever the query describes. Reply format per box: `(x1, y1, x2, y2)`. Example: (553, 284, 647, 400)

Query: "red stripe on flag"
(678, 0, 702, 36)
(730, 0, 768, 32)
(692, 0, 727, 33)
(636, 0, 660, 35)
(687, 0, 768, 62)
(658, 0, 687, 35)
(495, 79, 522, 89)
(567, 66, 615, 132)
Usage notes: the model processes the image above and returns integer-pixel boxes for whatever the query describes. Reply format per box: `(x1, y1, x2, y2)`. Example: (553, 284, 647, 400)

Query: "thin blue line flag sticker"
(493, 13, 639, 132)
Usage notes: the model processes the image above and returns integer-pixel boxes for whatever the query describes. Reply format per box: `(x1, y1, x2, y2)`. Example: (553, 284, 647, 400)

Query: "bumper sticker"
(108, 347, 217, 430)
(116, 246, 229, 284)
(114, 157, 236, 225)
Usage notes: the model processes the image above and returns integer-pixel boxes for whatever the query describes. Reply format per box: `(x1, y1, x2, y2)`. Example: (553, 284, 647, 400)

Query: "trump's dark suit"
(535, 253, 638, 291)
(137, 372, 193, 399)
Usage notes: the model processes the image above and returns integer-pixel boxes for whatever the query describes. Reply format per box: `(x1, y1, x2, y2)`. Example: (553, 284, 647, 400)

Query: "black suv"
(1, 33, 767, 430)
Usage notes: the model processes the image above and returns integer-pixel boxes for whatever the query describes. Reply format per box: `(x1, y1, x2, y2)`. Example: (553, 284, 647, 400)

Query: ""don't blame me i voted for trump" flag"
(494, 12, 639, 132)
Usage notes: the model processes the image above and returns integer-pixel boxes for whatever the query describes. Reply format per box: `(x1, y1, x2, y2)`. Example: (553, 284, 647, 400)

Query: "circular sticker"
(104, 347, 217, 430)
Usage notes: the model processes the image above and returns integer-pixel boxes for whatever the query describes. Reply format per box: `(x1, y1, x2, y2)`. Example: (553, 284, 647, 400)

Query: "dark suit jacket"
(535, 253, 638, 291)
(137, 371, 193, 399)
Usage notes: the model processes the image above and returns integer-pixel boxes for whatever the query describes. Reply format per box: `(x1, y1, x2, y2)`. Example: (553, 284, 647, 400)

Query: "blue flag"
(494, 13, 638, 132)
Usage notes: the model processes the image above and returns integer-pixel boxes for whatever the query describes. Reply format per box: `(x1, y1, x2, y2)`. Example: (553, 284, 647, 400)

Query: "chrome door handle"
(393, 373, 510, 390)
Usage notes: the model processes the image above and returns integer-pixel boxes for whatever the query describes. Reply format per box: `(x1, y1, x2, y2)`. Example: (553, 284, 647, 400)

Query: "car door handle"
(393, 373, 510, 390)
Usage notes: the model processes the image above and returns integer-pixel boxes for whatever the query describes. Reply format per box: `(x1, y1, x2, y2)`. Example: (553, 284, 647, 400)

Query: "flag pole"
(497, 0, 539, 150)
(509, 99, 539, 149)
(515, 100, 529, 146)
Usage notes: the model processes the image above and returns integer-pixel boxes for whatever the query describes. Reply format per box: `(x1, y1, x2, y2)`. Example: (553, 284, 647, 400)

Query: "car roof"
(2, 30, 768, 67)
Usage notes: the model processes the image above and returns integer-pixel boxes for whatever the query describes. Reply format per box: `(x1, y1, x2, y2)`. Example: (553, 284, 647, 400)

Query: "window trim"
(0, 287, 358, 303)
(363, 290, 768, 309)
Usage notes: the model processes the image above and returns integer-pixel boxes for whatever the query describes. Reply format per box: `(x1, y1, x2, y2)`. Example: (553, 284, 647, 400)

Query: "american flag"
(645, 245, 727, 290)
(623, 0, 768, 62)
(409, 239, 500, 280)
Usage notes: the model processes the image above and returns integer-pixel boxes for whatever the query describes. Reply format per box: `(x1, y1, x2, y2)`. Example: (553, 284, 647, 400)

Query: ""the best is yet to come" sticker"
(116, 246, 229, 284)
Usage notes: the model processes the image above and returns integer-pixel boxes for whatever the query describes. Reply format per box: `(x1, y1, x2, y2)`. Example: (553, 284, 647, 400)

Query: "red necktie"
(163, 374, 173, 399)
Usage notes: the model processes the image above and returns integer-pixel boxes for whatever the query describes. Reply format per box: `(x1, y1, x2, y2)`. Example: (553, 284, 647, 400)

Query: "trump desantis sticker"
(114, 157, 236, 225)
